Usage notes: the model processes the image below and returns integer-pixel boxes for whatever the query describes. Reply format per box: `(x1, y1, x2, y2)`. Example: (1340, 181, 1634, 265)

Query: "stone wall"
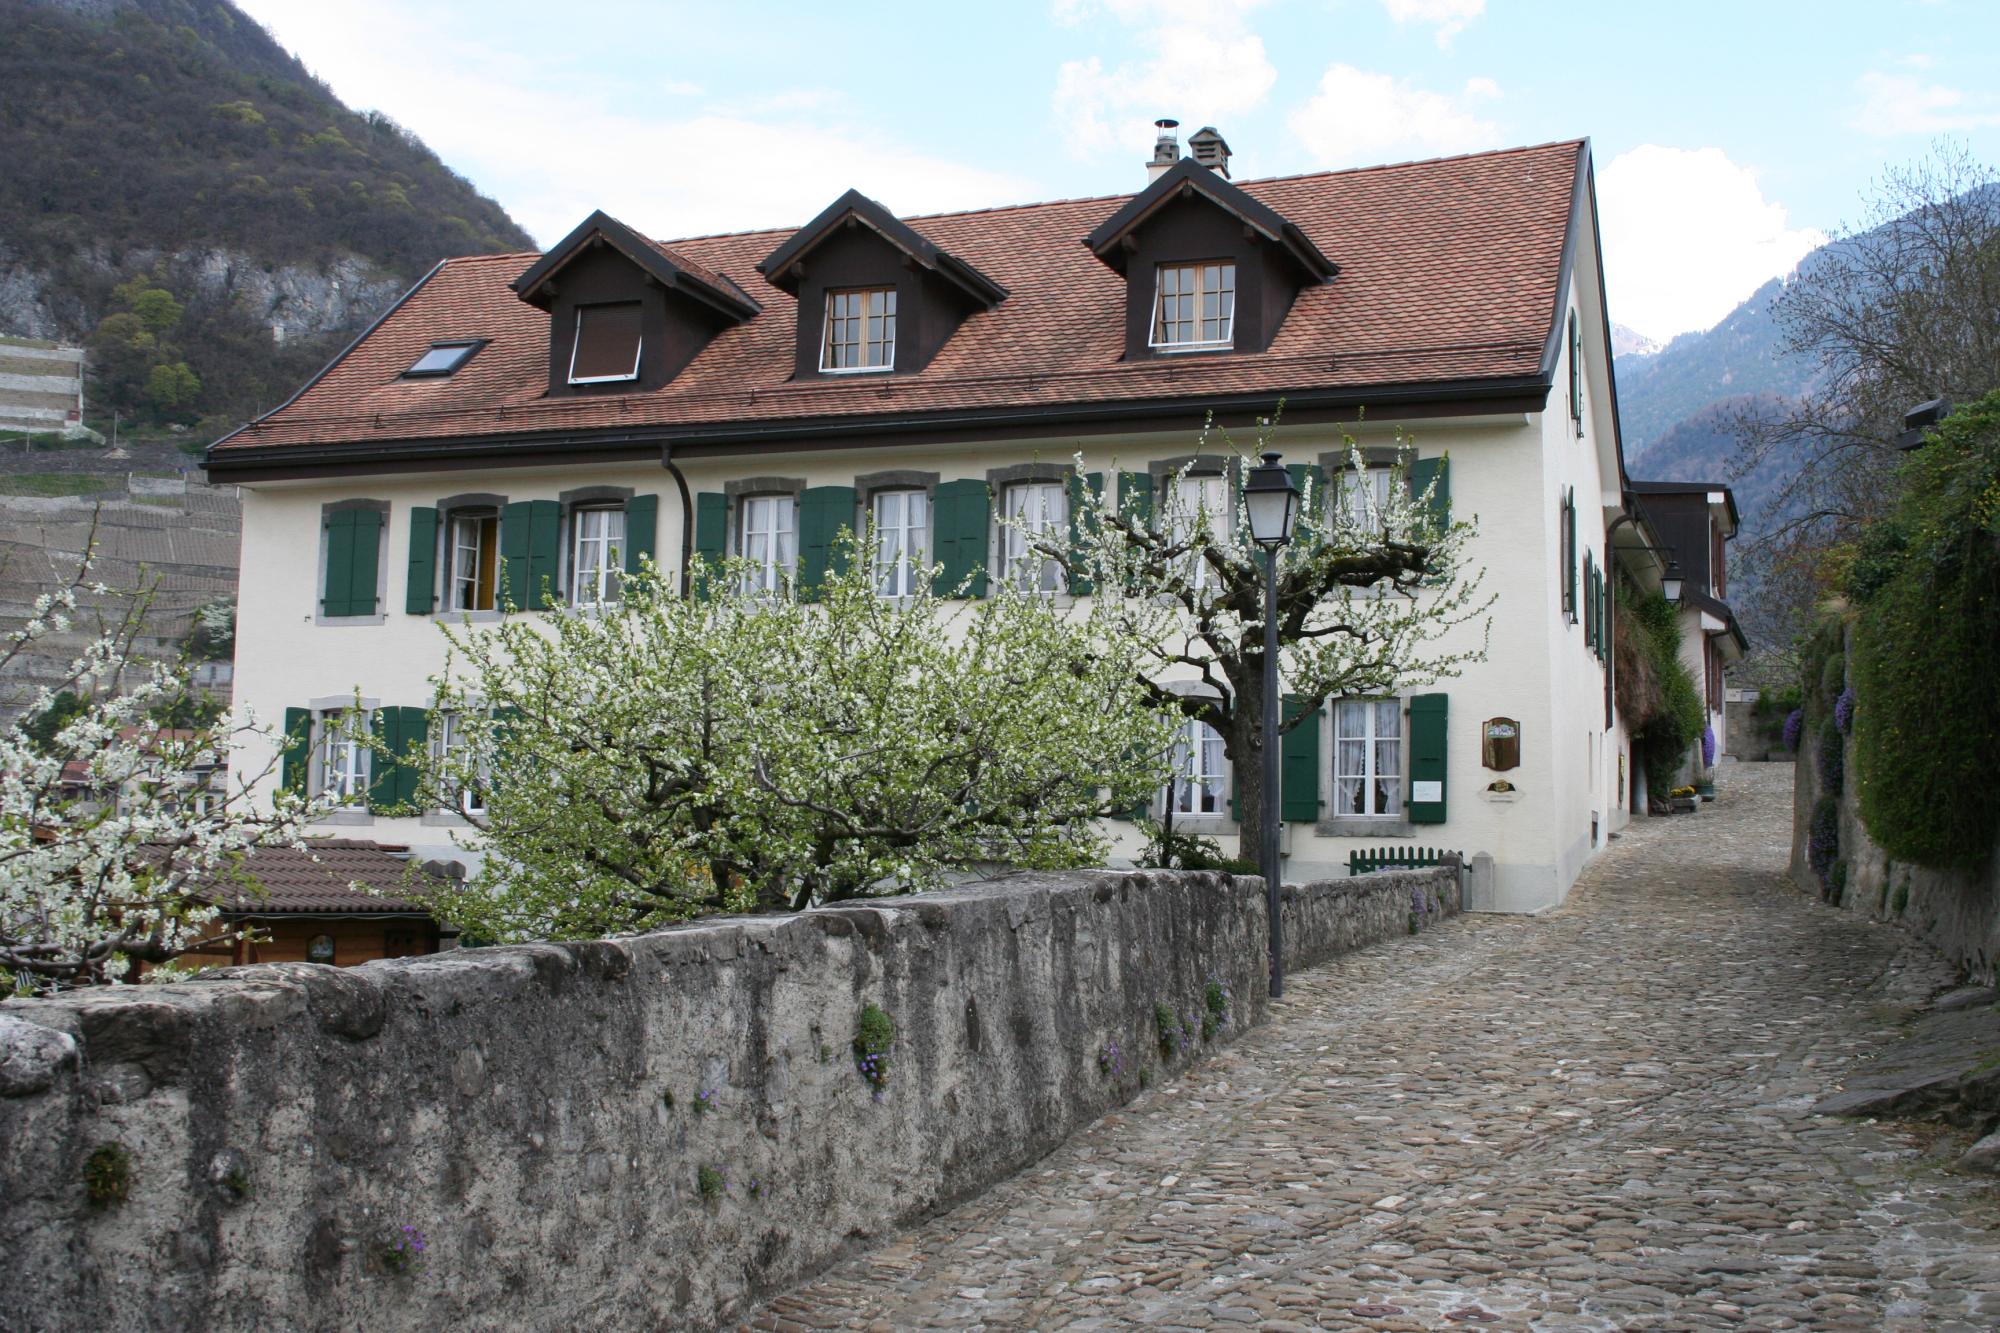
(0, 864, 1456, 1332)
(1791, 630, 2000, 983)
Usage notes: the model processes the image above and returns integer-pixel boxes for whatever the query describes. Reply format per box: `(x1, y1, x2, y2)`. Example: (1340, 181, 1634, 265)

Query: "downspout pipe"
(661, 444, 695, 597)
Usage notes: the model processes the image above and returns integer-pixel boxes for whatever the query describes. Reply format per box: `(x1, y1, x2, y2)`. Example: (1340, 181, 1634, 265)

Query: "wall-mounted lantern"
(307, 933, 335, 965)
(1482, 717, 1520, 771)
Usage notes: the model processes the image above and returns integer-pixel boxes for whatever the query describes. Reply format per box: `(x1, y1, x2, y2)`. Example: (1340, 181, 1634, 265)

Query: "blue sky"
(237, 0, 2000, 342)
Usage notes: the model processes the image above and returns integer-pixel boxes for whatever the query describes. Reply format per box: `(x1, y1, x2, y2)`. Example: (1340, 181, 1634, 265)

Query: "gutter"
(661, 443, 695, 597)
(205, 373, 1554, 482)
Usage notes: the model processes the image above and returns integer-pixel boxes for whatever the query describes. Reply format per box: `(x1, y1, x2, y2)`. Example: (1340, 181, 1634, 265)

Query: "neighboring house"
(180, 840, 454, 968)
(207, 129, 1678, 914)
(1630, 481, 1747, 770)
(0, 335, 89, 438)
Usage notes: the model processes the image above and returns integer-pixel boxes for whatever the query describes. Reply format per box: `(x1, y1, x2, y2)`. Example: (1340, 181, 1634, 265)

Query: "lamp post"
(1242, 451, 1301, 998)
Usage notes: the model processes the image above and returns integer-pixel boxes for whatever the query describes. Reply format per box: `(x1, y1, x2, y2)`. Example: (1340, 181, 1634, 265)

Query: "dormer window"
(822, 288, 897, 373)
(1151, 262, 1235, 351)
(567, 302, 644, 384)
(403, 340, 482, 378)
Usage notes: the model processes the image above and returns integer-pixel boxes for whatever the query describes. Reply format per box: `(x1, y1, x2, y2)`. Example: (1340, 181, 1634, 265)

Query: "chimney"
(1188, 126, 1231, 179)
(1146, 118, 1180, 183)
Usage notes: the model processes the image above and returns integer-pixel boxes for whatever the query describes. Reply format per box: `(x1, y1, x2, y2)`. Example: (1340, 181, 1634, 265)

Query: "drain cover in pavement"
(1349, 1304, 1406, 1317)
(1444, 1310, 1503, 1323)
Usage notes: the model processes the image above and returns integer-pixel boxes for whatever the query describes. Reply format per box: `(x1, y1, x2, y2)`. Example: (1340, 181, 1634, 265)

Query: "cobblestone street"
(746, 763, 2000, 1331)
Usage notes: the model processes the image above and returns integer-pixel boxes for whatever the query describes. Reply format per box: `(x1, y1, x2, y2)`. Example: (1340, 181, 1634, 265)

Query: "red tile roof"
(195, 841, 448, 915)
(210, 140, 1585, 460)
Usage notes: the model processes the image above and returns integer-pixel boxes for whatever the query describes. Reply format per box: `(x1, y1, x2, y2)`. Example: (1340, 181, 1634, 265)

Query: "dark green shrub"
(1816, 717, 1845, 794)
(1852, 390, 2000, 870)
(1828, 860, 1848, 904)
(1892, 882, 1911, 915)
(1808, 797, 1839, 880)
(697, 1165, 724, 1201)
(1818, 648, 1846, 707)
(1632, 592, 1705, 793)
(1155, 1002, 1183, 1056)
(853, 1002, 894, 1092)
(83, 1143, 133, 1207)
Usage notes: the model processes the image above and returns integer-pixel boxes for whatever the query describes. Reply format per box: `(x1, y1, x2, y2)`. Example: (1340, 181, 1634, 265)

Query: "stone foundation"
(0, 865, 1456, 1332)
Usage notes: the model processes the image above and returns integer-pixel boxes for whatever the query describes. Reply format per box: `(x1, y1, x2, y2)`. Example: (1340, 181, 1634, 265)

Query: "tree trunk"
(1226, 712, 1265, 867)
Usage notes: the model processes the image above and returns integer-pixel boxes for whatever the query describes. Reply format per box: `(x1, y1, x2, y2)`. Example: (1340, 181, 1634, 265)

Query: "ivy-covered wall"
(0, 864, 1456, 1331)
(1791, 618, 2000, 983)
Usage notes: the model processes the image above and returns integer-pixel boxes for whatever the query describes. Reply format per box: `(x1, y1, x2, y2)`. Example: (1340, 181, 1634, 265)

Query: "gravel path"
(744, 763, 2000, 1331)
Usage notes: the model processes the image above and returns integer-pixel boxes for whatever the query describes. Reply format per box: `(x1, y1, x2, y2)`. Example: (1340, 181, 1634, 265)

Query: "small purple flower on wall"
(1701, 725, 1717, 769)
(1834, 687, 1856, 735)
(1782, 708, 1804, 752)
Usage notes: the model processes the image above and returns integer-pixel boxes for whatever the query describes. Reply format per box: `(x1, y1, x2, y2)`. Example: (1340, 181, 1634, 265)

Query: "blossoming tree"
(419, 539, 1176, 941)
(1, 557, 329, 991)
(1024, 419, 1492, 845)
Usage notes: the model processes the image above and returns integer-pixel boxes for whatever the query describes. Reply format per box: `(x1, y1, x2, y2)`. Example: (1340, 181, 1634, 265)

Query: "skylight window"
(403, 341, 483, 378)
(569, 303, 644, 384)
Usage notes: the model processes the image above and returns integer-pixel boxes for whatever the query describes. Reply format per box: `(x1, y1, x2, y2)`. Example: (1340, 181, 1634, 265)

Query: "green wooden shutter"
(797, 485, 856, 598)
(367, 708, 398, 812)
(321, 511, 356, 615)
(347, 509, 382, 615)
(1067, 472, 1102, 596)
(1119, 471, 1153, 528)
(1569, 311, 1583, 424)
(1408, 456, 1450, 535)
(1597, 567, 1609, 659)
(322, 509, 381, 616)
(692, 492, 727, 598)
(396, 707, 428, 806)
(1408, 693, 1448, 825)
(1564, 490, 1577, 620)
(1583, 552, 1595, 646)
(933, 478, 989, 598)
(281, 707, 311, 795)
(1280, 694, 1320, 823)
(405, 506, 439, 614)
(1286, 463, 1319, 540)
(501, 500, 561, 609)
(624, 494, 658, 577)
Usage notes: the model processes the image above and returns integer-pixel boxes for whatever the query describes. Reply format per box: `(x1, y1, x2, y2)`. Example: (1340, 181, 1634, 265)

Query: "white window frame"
(567, 304, 644, 385)
(1165, 472, 1231, 593)
(1149, 262, 1236, 351)
(821, 287, 897, 373)
(1000, 480, 1068, 594)
(569, 505, 626, 607)
(872, 489, 929, 598)
(1164, 716, 1228, 816)
(316, 710, 370, 806)
(1334, 464, 1398, 534)
(432, 711, 488, 817)
(738, 494, 797, 595)
(1333, 698, 1403, 819)
(446, 508, 499, 613)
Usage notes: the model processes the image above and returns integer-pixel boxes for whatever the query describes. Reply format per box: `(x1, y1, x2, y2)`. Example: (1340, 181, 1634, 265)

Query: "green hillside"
(0, 0, 534, 434)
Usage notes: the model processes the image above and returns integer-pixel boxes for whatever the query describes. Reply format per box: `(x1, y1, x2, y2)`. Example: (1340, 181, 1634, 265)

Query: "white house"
(208, 131, 1702, 915)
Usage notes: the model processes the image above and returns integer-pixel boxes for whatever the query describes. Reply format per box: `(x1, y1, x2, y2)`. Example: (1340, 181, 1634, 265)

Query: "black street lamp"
(1242, 451, 1301, 998)
(1661, 559, 1684, 603)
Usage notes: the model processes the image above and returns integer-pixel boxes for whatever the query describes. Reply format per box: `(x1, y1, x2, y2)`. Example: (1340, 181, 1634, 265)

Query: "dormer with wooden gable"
(1083, 157, 1337, 362)
(756, 188, 1007, 381)
(511, 210, 762, 398)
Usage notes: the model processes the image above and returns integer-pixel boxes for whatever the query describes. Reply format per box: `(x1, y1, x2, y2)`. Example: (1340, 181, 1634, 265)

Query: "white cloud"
(1852, 69, 2000, 137)
(1050, 1, 1277, 160)
(234, 0, 1035, 246)
(1381, 0, 1486, 46)
(1597, 145, 1826, 340)
(1287, 65, 1501, 168)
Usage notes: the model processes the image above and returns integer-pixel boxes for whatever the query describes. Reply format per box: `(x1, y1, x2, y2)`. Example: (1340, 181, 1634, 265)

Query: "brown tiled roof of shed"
(210, 140, 1586, 458)
(195, 840, 447, 915)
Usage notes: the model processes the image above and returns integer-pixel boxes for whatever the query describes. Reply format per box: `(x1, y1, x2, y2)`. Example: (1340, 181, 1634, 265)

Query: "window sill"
(818, 365, 895, 376)
(316, 613, 387, 627)
(314, 809, 376, 827)
(1313, 817, 1419, 838)
(420, 811, 481, 828)
(1161, 815, 1238, 836)
(433, 609, 504, 625)
(1148, 342, 1234, 355)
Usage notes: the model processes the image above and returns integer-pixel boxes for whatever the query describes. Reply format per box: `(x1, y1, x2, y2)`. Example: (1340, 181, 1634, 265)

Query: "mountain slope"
(0, 0, 534, 430)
